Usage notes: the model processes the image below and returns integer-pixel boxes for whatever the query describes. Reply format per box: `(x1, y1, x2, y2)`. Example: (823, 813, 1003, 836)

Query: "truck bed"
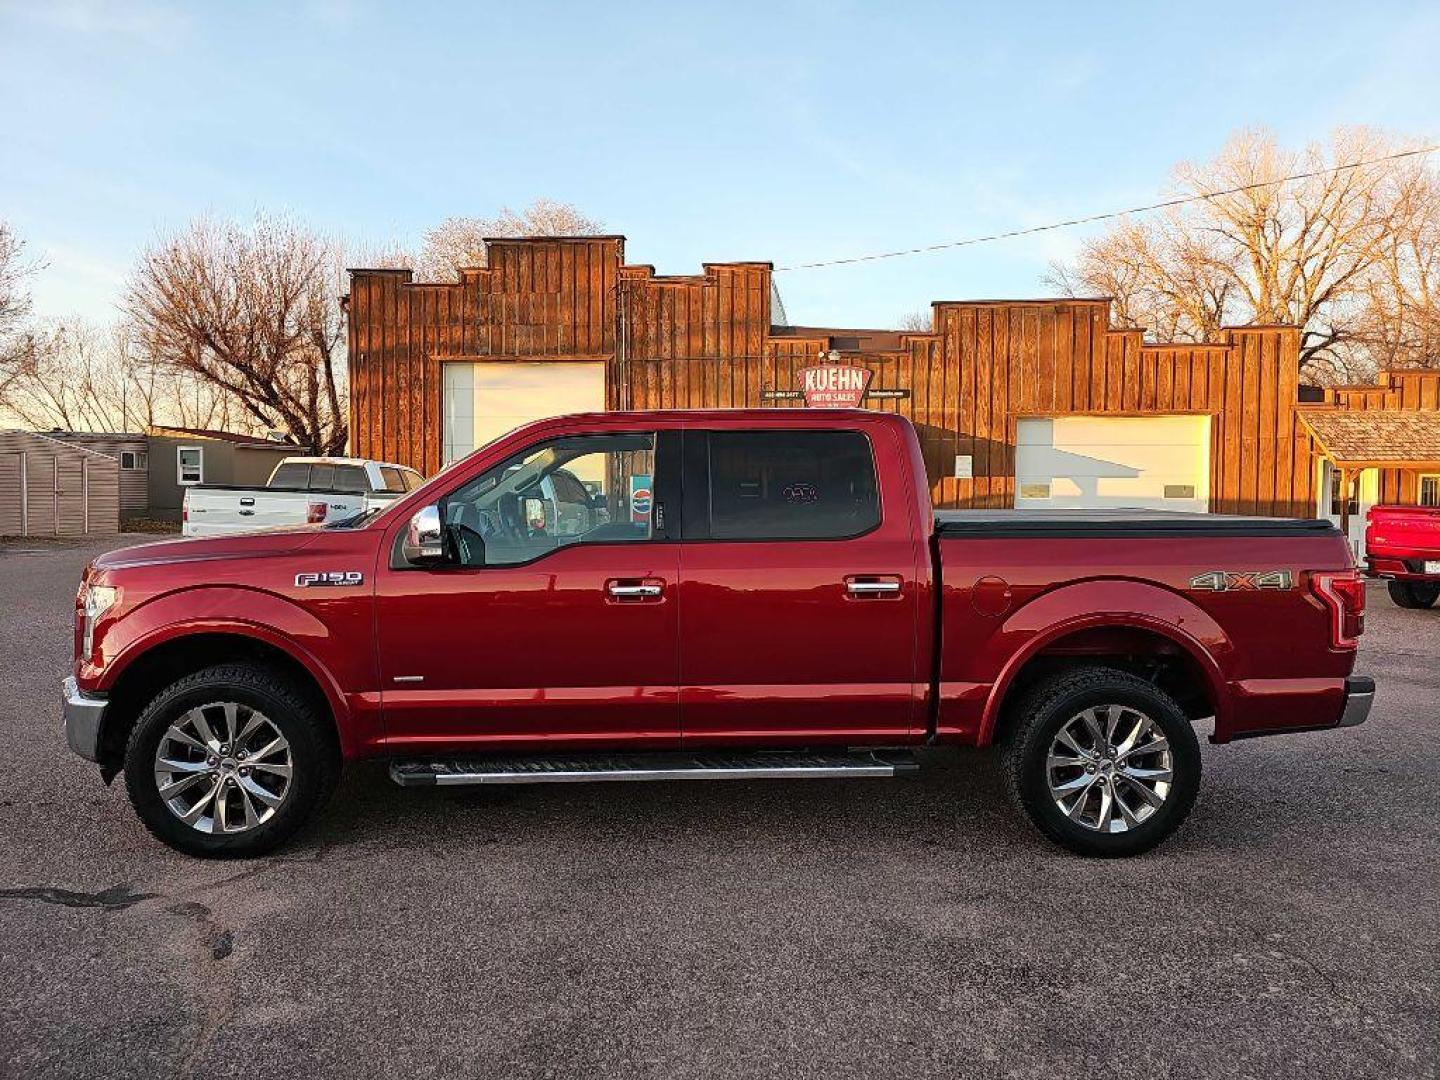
(934, 509, 1339, 539)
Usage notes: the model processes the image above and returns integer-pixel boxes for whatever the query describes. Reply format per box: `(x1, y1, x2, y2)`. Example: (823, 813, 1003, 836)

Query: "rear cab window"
(699, 430, 881, 540)
(269, 463, 310, 488)
(330, 465, 369, 493)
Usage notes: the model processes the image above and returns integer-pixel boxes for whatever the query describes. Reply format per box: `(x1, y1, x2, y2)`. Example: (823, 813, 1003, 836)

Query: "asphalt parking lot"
(0, 536, 1436, 1080)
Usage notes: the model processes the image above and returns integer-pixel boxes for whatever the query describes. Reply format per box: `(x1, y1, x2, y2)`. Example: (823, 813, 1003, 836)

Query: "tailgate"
(1367, 505, 1440, 559)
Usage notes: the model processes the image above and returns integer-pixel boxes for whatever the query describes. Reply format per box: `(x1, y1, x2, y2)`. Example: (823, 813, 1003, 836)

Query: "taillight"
(1310, 571, 1365, 648)
(307, 501, 327, 524)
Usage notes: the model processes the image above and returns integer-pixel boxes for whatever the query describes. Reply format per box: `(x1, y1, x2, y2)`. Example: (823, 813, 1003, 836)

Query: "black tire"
(1387, 580, 1439, 609)
(1001, 666, 1201, 857)
(123, 662, 338, 858)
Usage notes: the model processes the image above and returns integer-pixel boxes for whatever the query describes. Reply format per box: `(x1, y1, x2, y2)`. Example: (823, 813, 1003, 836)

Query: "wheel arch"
(96, 628, 348, 780)
(978, 606, 1229, 748)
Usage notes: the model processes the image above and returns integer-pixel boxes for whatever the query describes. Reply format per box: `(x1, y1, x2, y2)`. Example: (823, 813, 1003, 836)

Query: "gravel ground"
(0, 536, 1436, 1080)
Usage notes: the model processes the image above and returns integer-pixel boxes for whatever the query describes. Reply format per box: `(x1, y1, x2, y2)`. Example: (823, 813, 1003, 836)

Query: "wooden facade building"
(345, 236, 1431, 532)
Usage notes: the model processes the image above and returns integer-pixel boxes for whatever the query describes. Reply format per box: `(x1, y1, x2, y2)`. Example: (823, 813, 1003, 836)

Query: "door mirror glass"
(402, 504, 450, 565)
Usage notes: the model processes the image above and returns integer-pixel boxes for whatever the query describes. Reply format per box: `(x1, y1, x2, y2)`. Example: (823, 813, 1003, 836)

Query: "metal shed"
(42, 431, 150, 521)
(0, 430, 121, 536)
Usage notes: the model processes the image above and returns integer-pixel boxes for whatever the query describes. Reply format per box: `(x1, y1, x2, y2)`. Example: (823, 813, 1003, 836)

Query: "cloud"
(20, 0, 193, 48)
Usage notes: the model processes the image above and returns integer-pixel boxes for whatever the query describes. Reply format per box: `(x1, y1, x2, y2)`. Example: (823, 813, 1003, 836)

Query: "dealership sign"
(800, 364, 872, 408)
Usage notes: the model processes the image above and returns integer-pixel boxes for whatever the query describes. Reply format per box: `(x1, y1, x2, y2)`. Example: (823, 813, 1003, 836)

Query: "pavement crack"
(164, 901, 239, 1078)
(0, 883, 157, 911)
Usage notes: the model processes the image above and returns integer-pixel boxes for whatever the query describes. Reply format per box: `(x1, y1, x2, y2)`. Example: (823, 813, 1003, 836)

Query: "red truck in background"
(1365, 504, 1440, 609)
(63, 410, 1372, 859)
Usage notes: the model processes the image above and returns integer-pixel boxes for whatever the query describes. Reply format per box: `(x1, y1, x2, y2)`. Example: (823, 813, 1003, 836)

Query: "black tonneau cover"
(934, 509, 1341, 539)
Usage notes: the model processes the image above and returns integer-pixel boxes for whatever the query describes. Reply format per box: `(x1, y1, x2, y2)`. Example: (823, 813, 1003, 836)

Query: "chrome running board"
(389, 749, 919, 787)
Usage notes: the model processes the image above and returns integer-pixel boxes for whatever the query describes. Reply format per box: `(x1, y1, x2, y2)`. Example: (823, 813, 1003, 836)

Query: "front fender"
(973, 578, 1232, 745)
(92, 586, 361, 753)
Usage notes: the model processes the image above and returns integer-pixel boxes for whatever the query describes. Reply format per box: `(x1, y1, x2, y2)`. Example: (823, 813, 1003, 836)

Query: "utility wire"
(775, 144, 1440, 272)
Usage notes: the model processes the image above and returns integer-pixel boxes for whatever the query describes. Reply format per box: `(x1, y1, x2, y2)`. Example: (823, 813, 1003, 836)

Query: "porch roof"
(1298, 407, 1440, 470)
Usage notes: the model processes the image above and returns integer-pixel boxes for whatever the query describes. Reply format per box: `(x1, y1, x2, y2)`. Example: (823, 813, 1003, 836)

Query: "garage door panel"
(1015, 416, 1211, 512)
(1028, 414, 1210, 447)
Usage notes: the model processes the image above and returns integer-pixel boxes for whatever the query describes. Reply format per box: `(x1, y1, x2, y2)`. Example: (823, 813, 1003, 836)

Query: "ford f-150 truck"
(181, 456, 425, 537)
(1365, 504, 1440, 609)
(62, 410, 1373, 858)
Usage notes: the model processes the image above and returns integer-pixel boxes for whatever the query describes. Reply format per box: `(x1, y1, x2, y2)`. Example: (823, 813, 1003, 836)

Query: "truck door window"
(379, 467, 408, 493)
(705, 430, 880, 540)
(442, 432, 657, 567)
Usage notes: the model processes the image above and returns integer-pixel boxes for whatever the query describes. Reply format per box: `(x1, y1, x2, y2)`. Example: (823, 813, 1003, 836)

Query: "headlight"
(82, 585, 119, 661)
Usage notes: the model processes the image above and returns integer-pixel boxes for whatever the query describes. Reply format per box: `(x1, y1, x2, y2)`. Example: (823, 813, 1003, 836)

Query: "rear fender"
(975, 579, 1231, 746)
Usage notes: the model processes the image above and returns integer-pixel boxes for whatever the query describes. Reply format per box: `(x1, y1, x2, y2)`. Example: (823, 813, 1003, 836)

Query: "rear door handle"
(845, 576, 903, 598)
(606, 578, 665, 602)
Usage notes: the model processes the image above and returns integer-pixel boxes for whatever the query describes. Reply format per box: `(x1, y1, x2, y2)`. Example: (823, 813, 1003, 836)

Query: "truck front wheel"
(123, 663, 338, 858)
(1387, 580, 1439, 609)
(1001, 667, 1201, 857)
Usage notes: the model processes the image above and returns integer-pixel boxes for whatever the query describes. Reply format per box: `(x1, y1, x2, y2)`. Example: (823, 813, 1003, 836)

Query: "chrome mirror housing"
(402, 504, 449, 564)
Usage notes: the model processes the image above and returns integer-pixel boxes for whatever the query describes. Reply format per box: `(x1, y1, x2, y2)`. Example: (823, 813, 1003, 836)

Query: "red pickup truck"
(1365, 504, 1440, 609)
(64, 410, 1372, 859)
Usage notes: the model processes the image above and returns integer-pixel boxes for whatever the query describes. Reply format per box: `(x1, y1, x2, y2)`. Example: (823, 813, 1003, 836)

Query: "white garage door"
(1015, 415, 1211, 512)
(443, 361, 606, 466)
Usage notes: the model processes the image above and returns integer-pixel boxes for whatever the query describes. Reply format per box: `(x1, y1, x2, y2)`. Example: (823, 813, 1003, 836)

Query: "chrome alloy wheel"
(153, 702, 293, 835)
(1046, 704, 1173, 833)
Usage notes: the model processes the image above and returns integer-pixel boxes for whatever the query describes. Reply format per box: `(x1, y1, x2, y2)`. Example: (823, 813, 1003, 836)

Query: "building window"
(1421, 475, 1440, 508)
(1163, 484, 1196, 499)
(120, 450, 148, 471)
(1329, 469, 1358, 516)
(1019, 482, 1051, 501)
(177, 446, 203, 485)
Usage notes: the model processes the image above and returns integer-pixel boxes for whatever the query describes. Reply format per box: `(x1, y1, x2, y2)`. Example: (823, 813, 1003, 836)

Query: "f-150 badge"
(295, 571, 364, 587)
(1189, 570, 1292, 592)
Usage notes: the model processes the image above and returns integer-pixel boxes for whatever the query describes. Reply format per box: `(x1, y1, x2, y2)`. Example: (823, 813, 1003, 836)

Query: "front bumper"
(1337, 675, 1375, 729)
(62, 676, 107, 761)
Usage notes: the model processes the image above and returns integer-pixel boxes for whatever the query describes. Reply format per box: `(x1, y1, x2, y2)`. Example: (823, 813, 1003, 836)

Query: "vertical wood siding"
(350, 242, 1331, 518)
(624, 300, 1313, 516)
(349, 237, 626, 476)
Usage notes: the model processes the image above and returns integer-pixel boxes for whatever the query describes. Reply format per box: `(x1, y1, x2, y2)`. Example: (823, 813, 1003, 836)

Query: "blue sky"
(3, 0, 1438, 329)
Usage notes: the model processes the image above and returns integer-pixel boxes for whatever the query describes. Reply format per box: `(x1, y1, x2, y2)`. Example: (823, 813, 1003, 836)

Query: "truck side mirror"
(402, 504, 450, 565)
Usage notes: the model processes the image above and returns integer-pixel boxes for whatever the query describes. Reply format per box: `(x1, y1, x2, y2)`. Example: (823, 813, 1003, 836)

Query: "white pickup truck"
(182, 456, 426, 537)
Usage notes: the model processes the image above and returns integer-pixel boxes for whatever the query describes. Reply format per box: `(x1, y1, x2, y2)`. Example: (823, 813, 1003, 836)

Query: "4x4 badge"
(295, 571, 364, 587)
(1189, 570, 1293, 592)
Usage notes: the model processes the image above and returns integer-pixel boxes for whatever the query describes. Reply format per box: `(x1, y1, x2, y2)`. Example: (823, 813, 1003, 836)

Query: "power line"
(774, 144, 1440, 272)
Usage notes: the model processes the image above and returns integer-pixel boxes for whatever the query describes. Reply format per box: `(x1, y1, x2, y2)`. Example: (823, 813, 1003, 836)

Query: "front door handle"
(606, 578, 665, 602)
(845, 576, 903, 598)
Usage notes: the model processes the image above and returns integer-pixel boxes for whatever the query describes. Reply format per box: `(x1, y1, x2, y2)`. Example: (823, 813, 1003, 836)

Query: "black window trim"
(680, 427, 884, 544)
(392, 428, 679, 570)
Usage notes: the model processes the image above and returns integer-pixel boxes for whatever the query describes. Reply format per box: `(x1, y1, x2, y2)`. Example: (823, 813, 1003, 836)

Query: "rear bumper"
(1365, 555, 1440, 582)
(1336, 675, 1375, 728)
(62, 676, 107, 761)
(1225, 674, 1373, 741)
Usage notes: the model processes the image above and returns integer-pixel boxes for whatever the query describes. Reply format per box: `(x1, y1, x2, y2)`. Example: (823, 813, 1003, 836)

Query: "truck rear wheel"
(123, 663, 338, 858)
(1387, 580, 1439, 609)
(1001, 667, 1200, 857)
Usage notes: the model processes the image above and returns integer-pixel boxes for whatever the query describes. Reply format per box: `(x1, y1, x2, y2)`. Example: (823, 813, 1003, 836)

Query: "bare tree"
(125, 215, 349, 452)
(898, 310, 932, 333)
(0, 221, 43, 401)
(1353, 157, 1440, 370)
(1047, 128, 1434, 380)
(416, 198, 604, 281)
(2, 320, 124, 431)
